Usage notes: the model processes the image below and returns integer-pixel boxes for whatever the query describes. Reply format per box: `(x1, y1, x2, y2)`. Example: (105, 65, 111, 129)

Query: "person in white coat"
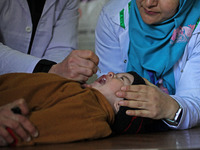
(95, 0, 200, 130)
(0, 0, 99, 81)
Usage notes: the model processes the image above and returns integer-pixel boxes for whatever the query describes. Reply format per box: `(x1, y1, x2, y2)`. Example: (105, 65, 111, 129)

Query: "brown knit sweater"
(0, 73, 114, 146)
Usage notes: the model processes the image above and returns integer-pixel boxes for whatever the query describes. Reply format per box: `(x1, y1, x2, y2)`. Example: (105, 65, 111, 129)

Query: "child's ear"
(114, 101, 121, 113)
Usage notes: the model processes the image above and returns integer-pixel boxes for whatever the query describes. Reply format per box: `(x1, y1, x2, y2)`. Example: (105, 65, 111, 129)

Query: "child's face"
(86, 72, 134, 113)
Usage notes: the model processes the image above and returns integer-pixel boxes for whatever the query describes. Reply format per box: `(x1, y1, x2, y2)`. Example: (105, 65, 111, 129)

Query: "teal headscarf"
(127, 0, 200, 94)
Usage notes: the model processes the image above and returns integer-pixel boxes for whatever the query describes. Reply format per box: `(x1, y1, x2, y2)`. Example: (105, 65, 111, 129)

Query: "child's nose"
(107, 72, 114, 78)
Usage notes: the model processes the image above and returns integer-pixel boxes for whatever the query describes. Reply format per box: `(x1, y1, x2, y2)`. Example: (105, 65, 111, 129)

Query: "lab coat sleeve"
(169, 28, 200, 129)
(95, 7, 127, 77)
(42, 0, 79, 63)
(0, 0, 79, 74)
(0, 43, 40, 74)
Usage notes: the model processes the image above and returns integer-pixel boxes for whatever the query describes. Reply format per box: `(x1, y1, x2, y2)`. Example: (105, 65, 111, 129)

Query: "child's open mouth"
(96, 75, 107, 85)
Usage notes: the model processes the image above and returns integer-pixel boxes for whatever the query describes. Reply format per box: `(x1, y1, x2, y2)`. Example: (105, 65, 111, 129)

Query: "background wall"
(78, 0, 109, 50)
(78, 0, 109, 83)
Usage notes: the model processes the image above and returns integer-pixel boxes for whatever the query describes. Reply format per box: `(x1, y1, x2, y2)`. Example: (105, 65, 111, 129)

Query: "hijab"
(127, 0, 200, 94)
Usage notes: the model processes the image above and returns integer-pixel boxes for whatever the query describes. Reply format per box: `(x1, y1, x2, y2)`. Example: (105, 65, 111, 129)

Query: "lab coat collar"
(18, 0, 57, 18)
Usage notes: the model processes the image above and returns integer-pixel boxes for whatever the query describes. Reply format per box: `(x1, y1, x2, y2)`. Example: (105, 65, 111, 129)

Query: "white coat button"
(25, 26, 32, 33)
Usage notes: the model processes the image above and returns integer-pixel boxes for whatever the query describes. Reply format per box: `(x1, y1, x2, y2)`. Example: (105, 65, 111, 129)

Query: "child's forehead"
(116, 72, 134, 84)
(116, 72, 132, 77)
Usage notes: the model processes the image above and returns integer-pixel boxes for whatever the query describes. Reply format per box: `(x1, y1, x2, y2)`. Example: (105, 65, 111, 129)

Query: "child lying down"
(0, 72, 168, 146)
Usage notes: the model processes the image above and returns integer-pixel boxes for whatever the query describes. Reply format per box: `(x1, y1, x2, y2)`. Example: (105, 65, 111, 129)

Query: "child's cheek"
(109, 81, 124, 92)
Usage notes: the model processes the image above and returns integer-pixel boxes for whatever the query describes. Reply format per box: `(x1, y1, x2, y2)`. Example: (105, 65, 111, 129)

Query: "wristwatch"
(165, 106, 183, 125)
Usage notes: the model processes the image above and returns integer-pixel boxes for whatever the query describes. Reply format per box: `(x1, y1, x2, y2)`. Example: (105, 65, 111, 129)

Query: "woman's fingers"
(0, 127, 13, 146)
(126, 109, 150, 118)
(116, 84, 174, 119)
(49, 50, 99, 82)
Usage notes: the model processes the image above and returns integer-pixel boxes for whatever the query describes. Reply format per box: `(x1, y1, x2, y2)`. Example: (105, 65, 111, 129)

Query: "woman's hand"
(116, 79, 179, 120)
(0, 99, 38, 146)
(49, 50, 99, 82)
